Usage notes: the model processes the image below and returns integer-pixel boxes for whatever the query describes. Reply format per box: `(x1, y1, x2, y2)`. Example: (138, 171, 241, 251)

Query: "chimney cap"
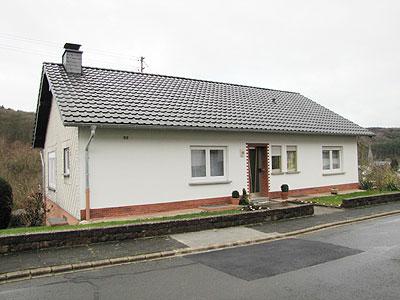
(64, 43, 81, 51)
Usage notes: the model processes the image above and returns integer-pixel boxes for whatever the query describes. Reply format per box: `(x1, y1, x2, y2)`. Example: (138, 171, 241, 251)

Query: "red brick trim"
(80, 196, 232, 220)
(46, 197, 79, 225)
(245, 144, 250, 193)
(268, 182, 360, 199)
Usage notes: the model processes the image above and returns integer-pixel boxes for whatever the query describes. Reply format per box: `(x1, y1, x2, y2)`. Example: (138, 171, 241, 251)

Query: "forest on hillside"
(358, 127, 400, 164)
(0, 106, 41, 217)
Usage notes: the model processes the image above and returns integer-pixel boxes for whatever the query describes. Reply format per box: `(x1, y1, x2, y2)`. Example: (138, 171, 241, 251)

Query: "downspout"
(85, 126, 97, 220)
(39, 149, 46, 224)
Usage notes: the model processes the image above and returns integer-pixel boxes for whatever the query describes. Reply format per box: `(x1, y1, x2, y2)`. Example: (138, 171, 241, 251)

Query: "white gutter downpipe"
(85, 125, 96, 220)
(39, 149, 46, 224)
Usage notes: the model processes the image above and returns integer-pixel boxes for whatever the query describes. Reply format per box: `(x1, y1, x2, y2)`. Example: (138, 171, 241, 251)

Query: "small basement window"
(48, 151, 56, 190)
(191, 147, 227, 182)
(63, 147, 70, 177)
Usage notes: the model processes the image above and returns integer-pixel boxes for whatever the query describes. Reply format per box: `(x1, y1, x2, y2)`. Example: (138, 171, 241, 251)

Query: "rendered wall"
(78, 128, 358, 210)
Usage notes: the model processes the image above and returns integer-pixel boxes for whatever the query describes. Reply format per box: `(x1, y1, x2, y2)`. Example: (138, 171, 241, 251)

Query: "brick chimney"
(62, 43, 82, 74)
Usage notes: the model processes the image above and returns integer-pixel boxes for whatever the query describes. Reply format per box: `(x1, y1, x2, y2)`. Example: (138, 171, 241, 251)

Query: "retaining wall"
(0, 204, 313, 254)
(341, 192, 400, 208)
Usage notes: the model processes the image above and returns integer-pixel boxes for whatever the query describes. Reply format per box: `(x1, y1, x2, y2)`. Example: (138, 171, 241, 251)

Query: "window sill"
(271, 171, 284, 175)
(286, 171, 300, 174)
(189, 180, 232, 186)
(322, 171, 345, 176)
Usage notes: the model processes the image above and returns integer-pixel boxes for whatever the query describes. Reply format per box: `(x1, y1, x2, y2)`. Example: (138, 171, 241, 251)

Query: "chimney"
(62, 43, 82, 74)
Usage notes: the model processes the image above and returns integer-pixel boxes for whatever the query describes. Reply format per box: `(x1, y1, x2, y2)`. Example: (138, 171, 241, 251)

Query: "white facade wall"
(78, 128, 359, 211)
(44, 97, 80, 219)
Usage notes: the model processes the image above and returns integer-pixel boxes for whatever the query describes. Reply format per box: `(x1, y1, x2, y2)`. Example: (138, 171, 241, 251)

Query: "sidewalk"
(1, 201, 400, 279)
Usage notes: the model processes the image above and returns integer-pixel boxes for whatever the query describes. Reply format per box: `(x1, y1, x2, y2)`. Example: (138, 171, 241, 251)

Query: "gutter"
(39, 149, 46, 224)
(84, 126, 97, 220)
(63, 122, 375, 137)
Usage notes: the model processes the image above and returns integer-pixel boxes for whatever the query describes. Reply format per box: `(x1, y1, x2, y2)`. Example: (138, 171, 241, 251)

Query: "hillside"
(358, 127, 400, 163)
(0, 106, 41, 212)
(0, 105, 36, 144)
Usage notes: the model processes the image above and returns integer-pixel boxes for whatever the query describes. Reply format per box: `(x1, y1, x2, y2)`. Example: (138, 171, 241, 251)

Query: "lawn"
(0, 209, 241, 236)
(304, 190, 396, 207)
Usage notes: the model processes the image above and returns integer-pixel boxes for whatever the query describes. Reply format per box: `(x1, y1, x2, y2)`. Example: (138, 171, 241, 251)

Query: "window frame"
(63, 147, 70, 177)
(271, 145, 282, 174)
(190, 146, 228, 183)
(48, 151, 56, 191)
(322, 146, 343, 174)
(286, 145, 298, 172)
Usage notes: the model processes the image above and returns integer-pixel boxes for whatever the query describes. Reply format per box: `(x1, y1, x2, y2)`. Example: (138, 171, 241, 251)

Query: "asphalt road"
(1, 214, 400, 300)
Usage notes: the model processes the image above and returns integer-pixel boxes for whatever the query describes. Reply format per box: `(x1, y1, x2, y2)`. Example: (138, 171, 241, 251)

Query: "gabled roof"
(33, 62, 373, 147)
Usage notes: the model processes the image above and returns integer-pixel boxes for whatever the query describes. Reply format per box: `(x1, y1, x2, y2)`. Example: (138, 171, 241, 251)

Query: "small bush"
(281, 184, 289, 192)
(0, 177, 13, 229)
(14, 188, 45, 227)
(231, 190, 240, 198)
(239, 188, 249, 205)
(360, 178, 374, 190)
(360, 164, 400, 191)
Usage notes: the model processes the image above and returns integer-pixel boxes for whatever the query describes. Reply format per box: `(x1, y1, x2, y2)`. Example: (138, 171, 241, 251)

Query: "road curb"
(1, 209, 400, 284)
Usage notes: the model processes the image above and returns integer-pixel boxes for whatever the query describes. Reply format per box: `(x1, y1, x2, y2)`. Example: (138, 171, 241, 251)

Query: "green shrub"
(0, 177, 13, 229)
(231, 190, 240, 198)
(239, 188, 249, 205)
(281, 184, 289, 192)
(360, 179, 374, 190)
(360, 164, 400, 191)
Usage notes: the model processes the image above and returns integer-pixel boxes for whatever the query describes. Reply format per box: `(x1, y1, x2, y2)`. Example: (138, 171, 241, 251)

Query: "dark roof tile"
(43, 62, 373, 136)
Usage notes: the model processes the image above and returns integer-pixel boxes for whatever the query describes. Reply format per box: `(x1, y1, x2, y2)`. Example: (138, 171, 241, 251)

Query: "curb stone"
(30, 267, 51, 276)
(5, 270, 30, 280)
(1, 209, 400, 284)
(51, 265, 72, 273)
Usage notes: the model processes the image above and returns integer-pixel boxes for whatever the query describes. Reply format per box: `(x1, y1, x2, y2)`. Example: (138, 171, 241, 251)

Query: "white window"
(286, 146, 297, 172)
(322, 147, 342, 172)
(63, 147, 70, 176)
(191, 147, 227, 181)
(271, 146, 282, 173)
(48, 151, 56, 190)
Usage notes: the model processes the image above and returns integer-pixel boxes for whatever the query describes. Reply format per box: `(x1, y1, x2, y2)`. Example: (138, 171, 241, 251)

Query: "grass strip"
(0, 209, 241, 236)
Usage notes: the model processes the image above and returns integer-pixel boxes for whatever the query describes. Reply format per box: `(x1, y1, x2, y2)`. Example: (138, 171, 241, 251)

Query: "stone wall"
(0, 204, 313, 254)
(341, 192, 400, 208)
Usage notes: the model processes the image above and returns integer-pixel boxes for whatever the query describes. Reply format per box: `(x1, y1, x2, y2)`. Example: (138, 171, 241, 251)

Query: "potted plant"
(281, 184, 289, 200)
(231, 190, 240, 205)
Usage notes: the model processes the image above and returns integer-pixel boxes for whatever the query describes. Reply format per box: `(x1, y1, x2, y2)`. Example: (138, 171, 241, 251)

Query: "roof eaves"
(63, 121, 373, 137)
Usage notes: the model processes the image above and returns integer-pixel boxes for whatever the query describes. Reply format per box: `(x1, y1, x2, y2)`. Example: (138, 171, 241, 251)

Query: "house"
(33, 43, 373, 224)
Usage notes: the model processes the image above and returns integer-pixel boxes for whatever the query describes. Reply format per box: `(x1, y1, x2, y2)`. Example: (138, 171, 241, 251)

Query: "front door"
(248, 146, 268, 197)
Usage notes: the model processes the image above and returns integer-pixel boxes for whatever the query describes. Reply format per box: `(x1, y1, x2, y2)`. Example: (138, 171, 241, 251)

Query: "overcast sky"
(1, 0, 399, 127)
